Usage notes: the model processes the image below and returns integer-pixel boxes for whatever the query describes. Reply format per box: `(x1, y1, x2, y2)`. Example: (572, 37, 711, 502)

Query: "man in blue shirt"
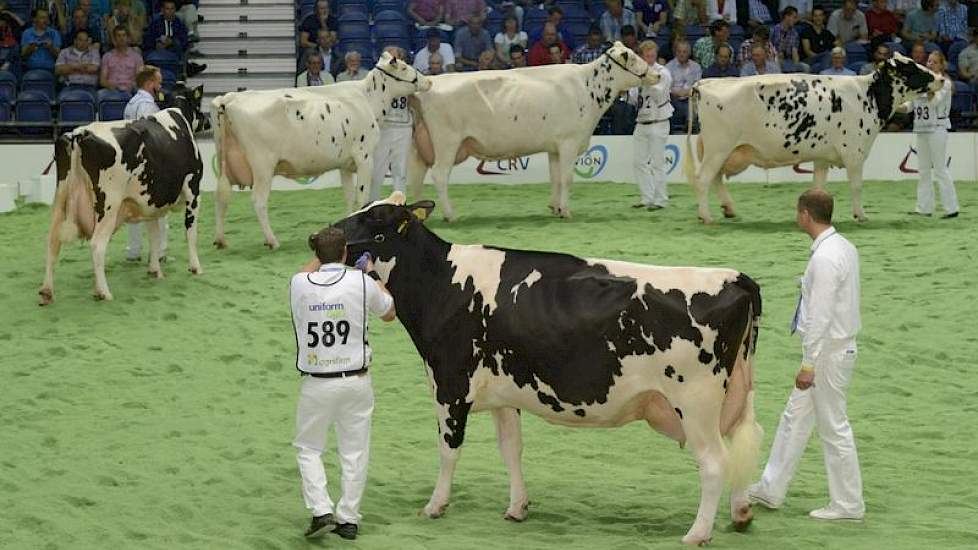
(703, 44, 739, 77)
(819, 46, 856, 75)
(20, 8, 61, 71)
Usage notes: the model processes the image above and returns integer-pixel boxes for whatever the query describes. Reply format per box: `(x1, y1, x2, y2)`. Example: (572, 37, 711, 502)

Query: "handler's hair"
(637, 40, 658, 55)
(135, 65, 160, 88)
(797, 189, 834, 224)
(308, 227, 347, 263)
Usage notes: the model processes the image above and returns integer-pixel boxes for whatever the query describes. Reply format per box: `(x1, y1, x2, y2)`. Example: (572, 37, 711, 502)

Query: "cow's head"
(167, 81, 211, 133)
(604, 41, 659, 87)
(373, 51, 433, 95)
(879, 52, 944, 98)
(331, 191, 435, 273)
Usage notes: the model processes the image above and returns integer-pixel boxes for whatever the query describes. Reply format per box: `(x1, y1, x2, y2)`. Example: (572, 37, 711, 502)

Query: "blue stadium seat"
(337, 11, 368, 23)
(145, 50, 182, 82)
(374, 11, 409, 40)
(335, 0, 369, 19)
(98, 90, 131, 121)
(847, 61, 865, 73)
(14, 90, 53, 133)
(484, 11, 507, 35)
(374, 9, 406, 23)
(0, 100, 9, 123)
(885, 41, 906, 56)
(951, 80, 975, 118)
(589, 2, 606, 20)
(373, 0, 406, 15)
(729, 25, 746, 39)
(844, 43, 868, 64)
(523, 8, 549, 33)
(556, 0, 587, 9)
(685, 24, 707, 42)
(58, 89, 96, 126)
(0, 70, 16, 104)
(948, 40, 968, 76)
(560, 5, 589, 22)
(7, 0, 29, 20)
(20, 69, 55, 101)
(339, 20, 372, 41)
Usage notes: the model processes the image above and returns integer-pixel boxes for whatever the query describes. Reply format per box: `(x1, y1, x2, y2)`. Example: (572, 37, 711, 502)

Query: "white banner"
(2, 133, 975, 192)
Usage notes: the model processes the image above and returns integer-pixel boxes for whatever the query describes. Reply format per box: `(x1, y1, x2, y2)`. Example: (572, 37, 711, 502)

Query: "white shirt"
(124, 89, 159, 121)
(705, 0, 738, 21)
(780, 0, 813, 15)
(383, 95, 413, 127)
(665, 58, 702, 97)
(628, 62, 674, 122)
(290, 263, 394, 374)
(909, 78, 952, 133)
(413, 43, 455, 74)
(797, 227, 861, 365)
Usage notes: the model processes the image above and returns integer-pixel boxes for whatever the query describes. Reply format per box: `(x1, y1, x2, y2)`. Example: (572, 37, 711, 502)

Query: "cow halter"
(346, 234, 386, 247)
(376, 66, 419, 85)
(604, 50, 650, 80)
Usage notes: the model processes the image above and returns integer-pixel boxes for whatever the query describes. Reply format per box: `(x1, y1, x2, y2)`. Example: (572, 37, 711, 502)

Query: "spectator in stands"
(78, 0, 111, 21)
(634, 0, 669, 38)
(859, 42, 889, 73)
(801, 5, 837, 63)
(445, 0, 485, 28)
(414, 27, 455, 73)
(528, 7, 577, 50)
(427, 51, 445, 74)
(957, 27, 978, 85)
(55, 28, 98, 90)
(494, 15, 526, 66)
(741, 43, 780, 74)
(779, 0, 812, 21)
(694, 18, 729, 68)
(476, 48, 498, 69)
(106, 0, 145, 50)
(706, 0, 736, 23)
(703, 43, 739, 76)
(507, 43, 526, 67)
(336, 51, 367, 81)
(315, 29, 340, 77)
(772, 6, 809, 72)
(828, 0, 869, 45)
(297, 48, 334, 86)
(739, 25, 778, 66)
(529, 22, 568, 65)
(937, 0, 969, 48)
(903, 0, 939, 46)
(820, 45, 856, 74)
(621, 24, 639, 51)
(299, 1, 336, 50)
(866, 0, 899, 46)
(409, 0, 451, 32)
(601, 0, 637, 43)
(743, 0, 775, 32)
(910, 38, 928, 63)
(66, 7, 101, 52)
(454, 15, 491, 71)
(888, 0, 918, 20)
(74, 0, 106, 45)
(572, 24, 605, 64)
(665, 40, 700, 128)
(174, 0, 199, 45)
(0, 4, 21, 72)
(99, 26, 141, 95)
(672, 0, 707, 26)
(145, 0, 205, 76)
(21, 8, 61, 72)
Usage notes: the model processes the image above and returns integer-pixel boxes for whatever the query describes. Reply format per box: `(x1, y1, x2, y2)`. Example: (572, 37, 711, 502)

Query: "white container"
(37, 173, 56, 205)
(0, 183, 17, 213)
(18, 177, 39, 202)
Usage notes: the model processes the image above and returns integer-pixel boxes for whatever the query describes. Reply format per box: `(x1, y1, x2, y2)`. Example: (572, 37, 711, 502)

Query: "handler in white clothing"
(290, 226, 395, 540)
(369, 46, 414, 201)
(750, 189, 865, 521)
(897, 51, 960, 219)
(123, 65, 168, 262)
(628, 40, 673, 210)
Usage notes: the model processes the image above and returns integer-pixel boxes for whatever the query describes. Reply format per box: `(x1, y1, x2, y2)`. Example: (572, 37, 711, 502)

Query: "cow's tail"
(683, 86, 701, 194)
(211, 100, 232, 206)
(725, 274, 763, 491)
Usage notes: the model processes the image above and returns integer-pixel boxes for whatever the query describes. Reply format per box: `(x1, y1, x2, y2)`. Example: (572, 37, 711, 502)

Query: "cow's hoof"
(421, 502, 448, 518)
(699, 216, 714, 225)
(854, 214, 868, 223)
(189, 267, 202, 275)
(213, 238, 228, 249)
(38, 288, 53, 306)
(722, 207, 737, 219)
(442, 215, 456, 223)
(681, 534, 712, 546)
(557, 209, 572, 219)
(732, 504, 753, 532)
(148, 270, 163, 279)
(504, 503, 529, 522)
(265, 240, 280, 250)
(94, 291, 113, 301)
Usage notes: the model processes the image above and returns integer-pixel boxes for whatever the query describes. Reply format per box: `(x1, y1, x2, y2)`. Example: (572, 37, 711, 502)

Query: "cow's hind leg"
(340, 170, 357, 213)
(812, 160, 829, 189)
(184, 187, 202, 275)
(846, 163, 867, 222)
(423, 400, 471, 518)
(694, 158, 726, 225)
(492, 407, 529, 521)
(146, 218, 163, 279)
(555, 142, 577, 219)
(713, 176, 737, 218)
(90, 208, 120, 301)
(547, 152, 560, 215)
(39, 192, 68, 305)
(681, 406, 727, 546)
(429, 163, 457, 222)
(251, 173, 279, 250)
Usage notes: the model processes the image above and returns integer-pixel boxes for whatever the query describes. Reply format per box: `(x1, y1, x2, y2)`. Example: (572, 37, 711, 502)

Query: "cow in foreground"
(39, 84, 209, 304)
(210, 52, 431, 250)
(407, 42, 659, 221)
(333, 191, 764, 545)
(685, 53, 944, 223)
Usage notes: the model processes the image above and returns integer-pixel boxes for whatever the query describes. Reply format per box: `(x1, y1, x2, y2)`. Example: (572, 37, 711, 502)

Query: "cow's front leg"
(812, 160, 829, 189)
(846, 163, 867, 222)
(184, 189, 202, 275)
(146, 219, 163, 279)
(251, 176, 278, 250)
(547, 152, 560, 215)
(492, 407, 529, 521)
(555, 144, 576, 219)
(213, 178, 230, 249)
(90, 208, 120, 301)
(355, 156, 374, 210)
(429, 164, 456, 222)
(423, 400, 471, 518)
(340, 170, 356, 214)
(406, 143, 428, 202)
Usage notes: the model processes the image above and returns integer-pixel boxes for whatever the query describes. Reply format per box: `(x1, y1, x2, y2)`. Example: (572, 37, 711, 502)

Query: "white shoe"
(747, 484, 783, 510)
(809, 506, 864, 521)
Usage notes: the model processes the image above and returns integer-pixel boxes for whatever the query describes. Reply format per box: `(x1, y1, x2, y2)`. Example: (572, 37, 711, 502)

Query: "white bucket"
(0, 183, 16, 213)
(37, 173, 56, 205)
(19, 177, 39, 202)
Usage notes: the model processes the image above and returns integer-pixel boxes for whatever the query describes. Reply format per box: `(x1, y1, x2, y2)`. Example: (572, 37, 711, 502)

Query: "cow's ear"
(407, 200, 435, 223)
(193, 86, 203, 100)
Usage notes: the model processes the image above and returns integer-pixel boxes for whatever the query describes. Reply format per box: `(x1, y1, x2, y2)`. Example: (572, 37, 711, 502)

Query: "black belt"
(639, 118, 669, 125)
(302, 367, 369, 378)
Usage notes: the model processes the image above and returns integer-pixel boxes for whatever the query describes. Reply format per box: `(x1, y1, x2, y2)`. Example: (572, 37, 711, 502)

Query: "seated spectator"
(671, 0, 706, 26)
(743, 0, 773, 31)
(444, 0, 485, 28)
(99, 26, 142, 95)
(21, 8, 61, 72)
(703, 43, 739, 77)
(106, 0, 145, 49)
(665, 40, 700, 127)
(528, 6, 577, 50)
(621, 24, 639, 51)
(409, 0, 451, 32)
(477, 48, 498, 70)
(705, 0, 736, 23)
(887, 0, 917, 19)
(800, 5, 836, 63)
(175, 0, 199, 44)
(936, 0, 968, 49)
(740, 43, 780, 74)
(739, 25, 778, 66)
(572, 25, 605, 64)
(902, 0, 938, 46)
(297, 48, 334, 86)
(494, 15, 526, 66)
(529, 22, 568, 65)
(508, 43, 526, 67)
(600, 0, 637, 43)
(414, 28, 456, 73)
(336, 51, 367, 81)
(772, 7, 809, 72)
(634, 0, 669, 38)
(957, 28, 978, 85)
(0, 5, 21, 72)
(910, 39, 927, 63)
(78, 0, 111, 21)
(0, 0, 26, 31)
(828, 0, 869, 45)
(74, 0, 106, 43)
(427, 51, 445, 74)
(65, 7, 101, 52)
(820, 46, 856, 74)
(546, 42, 566, 64)
(314, 29, 340, 77)
(859, 42, 890, 74)
(779, 0, 812, 21)
(454, 15, 491, 71)
(866, 0, 899, 46)
(55, 28, 99, 90)
(693, 18, 730, 68)
(144, 0, 205, 77)
(299, 1, 336, 50)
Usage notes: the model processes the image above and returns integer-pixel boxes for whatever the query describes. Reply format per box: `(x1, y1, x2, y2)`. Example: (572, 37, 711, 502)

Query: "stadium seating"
(335, 0, 369, 19)
(0, 100, 10, 122)
(0, 70, 16, 104)
(372, 0, 406, 15)
(20, 70, 56, 101)
(58, 88, 97, 126)
(14, 90, 53, 134)
(98, 90, 131, 121)
(145, 50, 183, 84)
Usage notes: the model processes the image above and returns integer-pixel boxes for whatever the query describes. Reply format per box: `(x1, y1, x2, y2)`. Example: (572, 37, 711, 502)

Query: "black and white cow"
(685, 53, 944, 223)
(39, 83, 209, 304)
(333, 192, 764, 546)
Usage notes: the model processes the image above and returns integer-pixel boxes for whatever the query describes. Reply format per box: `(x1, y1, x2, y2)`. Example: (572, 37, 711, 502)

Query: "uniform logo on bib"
(574, 145, 608, 179)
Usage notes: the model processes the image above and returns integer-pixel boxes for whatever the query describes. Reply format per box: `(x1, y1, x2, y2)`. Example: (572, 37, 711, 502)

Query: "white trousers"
(178, 5, 199, 38)
(915, 129, 959, 215)
(369, 125, 412, 202)
(756, 340, 864, 515)
(632, 120, 670, 207)
(126, 218, 168, 259)
(293, 374, 374, 524)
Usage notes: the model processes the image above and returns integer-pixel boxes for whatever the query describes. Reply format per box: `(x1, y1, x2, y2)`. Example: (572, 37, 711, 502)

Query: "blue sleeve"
(52, 30, 62, 48)
(174, 18, 188, 50)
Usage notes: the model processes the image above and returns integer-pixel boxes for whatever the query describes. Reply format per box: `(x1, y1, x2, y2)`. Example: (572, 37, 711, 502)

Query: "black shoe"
(186, 62, 207, 77)
(941, 212, 959, 219)
(631, 203, 648, 208)
(304, 513, 335, 538)
(198, 14, 204, 22)
(907, 211, 932, 217)
(647, 204, 664, 211)
(333, 523, 358, 540)
(188, 49, 206, 58)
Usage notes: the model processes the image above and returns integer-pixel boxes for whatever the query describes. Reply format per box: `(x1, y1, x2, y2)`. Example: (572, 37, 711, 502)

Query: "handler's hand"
(795, 367, 815, 390)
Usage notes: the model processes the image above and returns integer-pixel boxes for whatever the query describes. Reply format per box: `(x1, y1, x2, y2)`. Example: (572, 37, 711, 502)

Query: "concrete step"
(196, 55, 295, 74)
(198, 21, 295, 39)
(190, 73, 296, 93)
(195, 37, 296, 56)
(199, 5, 294, 22)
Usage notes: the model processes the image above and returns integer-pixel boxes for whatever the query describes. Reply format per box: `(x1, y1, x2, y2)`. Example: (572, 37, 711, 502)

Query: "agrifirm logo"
(210, 154, 319, 185)
(574, 145, 608, 179)
(477, 157, 531, 175)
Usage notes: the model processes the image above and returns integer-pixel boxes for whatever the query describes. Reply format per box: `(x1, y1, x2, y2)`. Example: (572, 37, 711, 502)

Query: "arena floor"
(2, 180, 977, 549)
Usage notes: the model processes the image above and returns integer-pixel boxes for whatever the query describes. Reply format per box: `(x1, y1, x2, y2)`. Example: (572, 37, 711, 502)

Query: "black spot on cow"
(320, 113, 325, 121)
(859, 118, 864, 129)
(284, 93, 292, 98)
(76, 132, 116, 221)
(688, 276, 759, 377)
(443, 401, 471, 448)
(830, 90, 842, 113)
(331, 136, 335, 143)
(514, 115, 518, 122)
(360, 135, 365, 142)
(326, 103, 331, 114)
(54, 134, 72, 186)
(664, 365, 675, 378)
(537, 391, 565, 413)
(718, 104, 723, 111)
(677, 375, 684, 383)
(699, 349, 713, 364)
(574, 408, 586, 417)
(674, 407, 683, 419)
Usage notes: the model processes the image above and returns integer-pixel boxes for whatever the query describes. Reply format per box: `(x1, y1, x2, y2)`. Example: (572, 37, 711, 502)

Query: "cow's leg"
(423, 400, 471, 517)
(492, 408, 529, 522)
(251, 174, 279, 250)
(39, 192, 68, 305)
(213, 179, 230, 249)
(713, 176, 737, 218)
(547, 152, 560, 214)
(406, 143, 429, 202)
(184, 188, 202, 275)
(681, 407, 727, 546)
(340, 170, 356, 213)
(555, 143, 577, 219)
(812, 160, 829, 189)
(90, 208, 120, 301)
(695, 157, 727, 224)
(146, 217, 163, 279)
(429, 163, 457, 222)
(846, 163, 867, 222)
(355, 156, 374, 210)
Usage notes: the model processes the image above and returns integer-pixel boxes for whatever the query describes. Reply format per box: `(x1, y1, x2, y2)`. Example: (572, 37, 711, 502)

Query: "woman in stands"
(494, 15, 526, 66)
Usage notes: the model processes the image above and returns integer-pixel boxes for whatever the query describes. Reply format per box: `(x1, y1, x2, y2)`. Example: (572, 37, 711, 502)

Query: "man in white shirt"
(665, 40, 701, 130)
(291, 226, 396, 541)
(749, 189, 865, 522)
(629, 40, 672, 211)
(123, 65, 168, 263)
(828, 0, 869, 45)
(369, 46, 413, 201)
(414, 27, 456, 73)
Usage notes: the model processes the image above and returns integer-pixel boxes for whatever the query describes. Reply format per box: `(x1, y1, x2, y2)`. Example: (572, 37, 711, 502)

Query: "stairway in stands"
(190, 0, 297, 111)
